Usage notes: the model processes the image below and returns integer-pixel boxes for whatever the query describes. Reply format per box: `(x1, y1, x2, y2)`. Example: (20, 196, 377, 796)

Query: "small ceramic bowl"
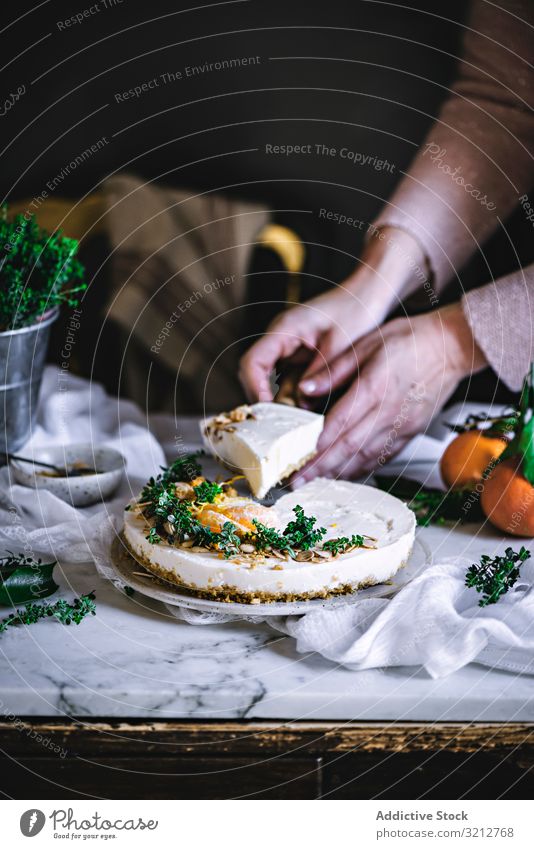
(10, 443, 126, 507)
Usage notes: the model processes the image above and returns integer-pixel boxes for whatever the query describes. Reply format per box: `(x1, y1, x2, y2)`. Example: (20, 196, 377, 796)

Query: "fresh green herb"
(283, 505, 326, 550)
(0, 552, 58, 605)
(250, 514, 370, 557)
(140, 477, 160, 503)
(139, 456, 369, 561)
(143, 480, 198, 544)
(247, 505, 327, 553)
(140, 453, 204, 503)
(124, 585, 135, 597)
(465, 547, 530, 606)
(199, 521, 241, 558)
(0, 206, 86, 331)
(0, 591, 96, 633)
(249, 521, 296, 556)
(142, 476, 241, 557)
(375, 475, 484, 526)
(322, 535, 367, 556)
(161, 452, 203, 485)
(193, 480, 223, 503)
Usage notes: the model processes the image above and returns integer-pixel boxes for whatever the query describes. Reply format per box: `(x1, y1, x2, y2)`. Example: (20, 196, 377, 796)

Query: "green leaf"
(502, 363, 534, 485)
(0, 554, 58, 605)
(519, 414, 534, 485)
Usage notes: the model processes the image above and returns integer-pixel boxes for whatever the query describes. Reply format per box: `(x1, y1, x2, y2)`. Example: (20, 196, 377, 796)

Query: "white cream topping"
(201, 402, 324, 498)
(123, 479, 416, 599)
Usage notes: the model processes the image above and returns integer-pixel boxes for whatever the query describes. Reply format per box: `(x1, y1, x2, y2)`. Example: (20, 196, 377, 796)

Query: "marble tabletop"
(1, 415, 533, 723)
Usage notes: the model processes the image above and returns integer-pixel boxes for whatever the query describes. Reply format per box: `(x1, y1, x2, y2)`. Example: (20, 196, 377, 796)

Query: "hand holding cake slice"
(201, 402, 324, 498)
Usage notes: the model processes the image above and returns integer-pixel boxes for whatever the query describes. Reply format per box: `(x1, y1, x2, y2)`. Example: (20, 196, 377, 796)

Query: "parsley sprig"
(140, 451, 203, 501)
(283, 505, 327, 550)
(249, 509, 370, 557)
(161, 452, 203, 484)
(249, 521, 297, 556)
(465, 547, 530, 606)
(194, 521, 241, 557)
(322, 535, 366, 556)
(247, 505, 326, 555)
(193, 480, 223, 503)
(0, 592, 96, 633)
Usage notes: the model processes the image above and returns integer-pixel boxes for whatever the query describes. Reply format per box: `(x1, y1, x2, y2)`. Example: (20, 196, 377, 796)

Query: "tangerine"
(440, 430, 506, 489)
(480, 457, 534, 536)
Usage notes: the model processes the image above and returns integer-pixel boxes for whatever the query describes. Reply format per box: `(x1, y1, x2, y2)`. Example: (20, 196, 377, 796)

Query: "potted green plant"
(0, 207, 85, 454)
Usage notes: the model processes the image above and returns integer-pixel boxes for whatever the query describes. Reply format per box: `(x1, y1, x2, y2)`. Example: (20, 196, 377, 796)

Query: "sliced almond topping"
(295, 550, 313, 562)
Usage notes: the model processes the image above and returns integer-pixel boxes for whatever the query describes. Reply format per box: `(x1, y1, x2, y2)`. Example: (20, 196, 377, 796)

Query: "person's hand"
(292, 303, 487, 483)
(239, 284, 384, 401)
(239, 227, 427, 401)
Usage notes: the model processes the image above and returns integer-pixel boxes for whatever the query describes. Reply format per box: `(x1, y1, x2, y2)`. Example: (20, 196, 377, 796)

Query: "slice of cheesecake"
(201, 402, 324, 498)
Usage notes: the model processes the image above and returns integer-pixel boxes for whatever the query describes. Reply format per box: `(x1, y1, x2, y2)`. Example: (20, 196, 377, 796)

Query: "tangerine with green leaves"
(481, 364, 534, 537)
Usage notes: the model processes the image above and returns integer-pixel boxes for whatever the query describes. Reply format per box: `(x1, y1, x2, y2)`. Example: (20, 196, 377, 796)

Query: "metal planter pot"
(0, 308, 58, 455)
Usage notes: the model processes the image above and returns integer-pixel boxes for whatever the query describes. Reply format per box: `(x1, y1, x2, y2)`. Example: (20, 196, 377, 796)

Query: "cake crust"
(120, 531, 409, 603)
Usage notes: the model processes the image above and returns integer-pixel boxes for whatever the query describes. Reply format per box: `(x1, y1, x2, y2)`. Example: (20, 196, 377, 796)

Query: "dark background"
(2, 0, 531, 402)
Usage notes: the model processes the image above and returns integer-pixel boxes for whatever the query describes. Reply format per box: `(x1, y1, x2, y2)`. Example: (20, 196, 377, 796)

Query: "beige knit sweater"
(373, 0, 534, 390)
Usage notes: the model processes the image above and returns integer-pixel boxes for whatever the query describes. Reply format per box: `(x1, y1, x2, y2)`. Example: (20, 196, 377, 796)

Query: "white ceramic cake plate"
(110, 534, 432, 617)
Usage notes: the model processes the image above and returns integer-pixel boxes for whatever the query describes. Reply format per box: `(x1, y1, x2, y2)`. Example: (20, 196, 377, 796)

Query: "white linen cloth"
(1, 369, 533, 679)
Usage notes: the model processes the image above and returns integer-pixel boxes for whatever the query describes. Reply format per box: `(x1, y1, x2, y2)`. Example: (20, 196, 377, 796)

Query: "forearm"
(341, 225, 432, 321)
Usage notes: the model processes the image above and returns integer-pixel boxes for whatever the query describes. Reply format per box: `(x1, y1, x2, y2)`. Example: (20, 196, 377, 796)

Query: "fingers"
(292, 425, 411, 486)
(317, 365, 378, 454)
(291, 413, 377, 485)
(239, 328, 308, 402)
(300, 330, 382, 398)
(298, 325, 353, 383)
(343, 434, 411, 480)
(293, 387, 379, 487)
(299, 347, 358, 397)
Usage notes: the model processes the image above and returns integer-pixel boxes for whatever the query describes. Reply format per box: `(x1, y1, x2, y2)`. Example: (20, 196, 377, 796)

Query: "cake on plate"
(202, 402, 324, 498)
(122, 452, 416, 603)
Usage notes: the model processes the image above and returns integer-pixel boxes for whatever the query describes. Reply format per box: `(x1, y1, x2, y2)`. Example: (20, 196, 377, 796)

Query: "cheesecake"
(123, 468, 416, 603)
(201, 402, 324, 498)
